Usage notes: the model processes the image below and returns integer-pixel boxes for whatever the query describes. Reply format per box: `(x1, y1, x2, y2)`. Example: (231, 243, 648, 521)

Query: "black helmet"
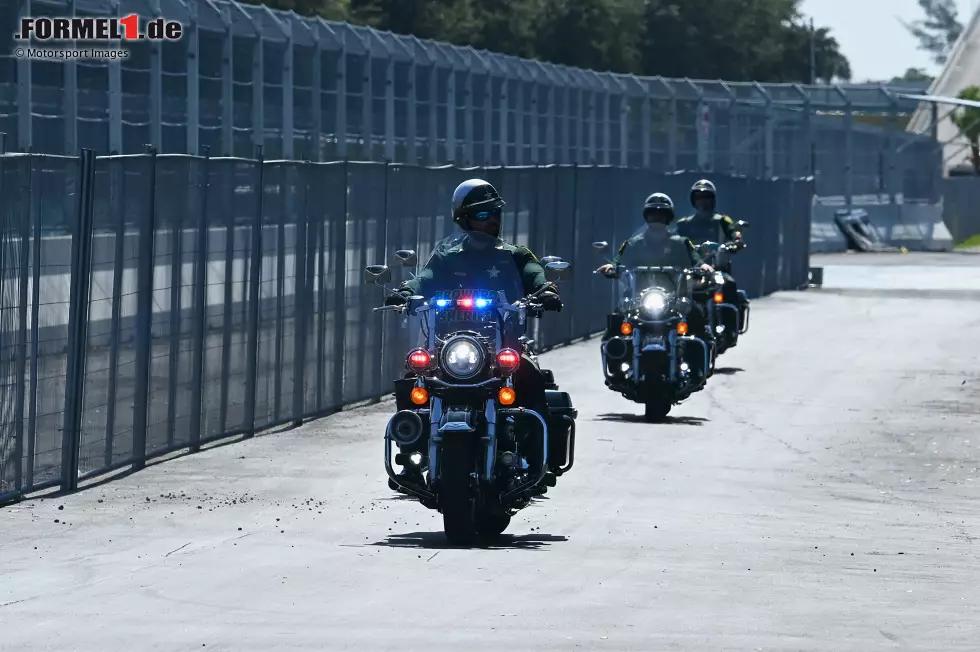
(642, 192, 675, 223)
(690, 178, 717, 209)
(451, 178, 505, 224)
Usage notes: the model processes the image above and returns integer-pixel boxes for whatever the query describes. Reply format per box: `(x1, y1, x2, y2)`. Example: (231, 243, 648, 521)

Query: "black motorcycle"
(366, 252, 577, 546)
(692, 222, 751, 354)
(592, 243, 711, 422)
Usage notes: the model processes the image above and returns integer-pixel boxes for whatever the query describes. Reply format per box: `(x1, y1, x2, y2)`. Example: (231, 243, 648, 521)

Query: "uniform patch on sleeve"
(722, 215, 733, 224)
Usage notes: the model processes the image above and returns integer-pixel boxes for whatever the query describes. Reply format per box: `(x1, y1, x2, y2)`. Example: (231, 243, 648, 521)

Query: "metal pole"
(60, 149, 97, 490)
(809, 18, 816, 84)
(188, 147, 211, 452)
(243, 146, 266, 436)
(131, 147, 159, 470)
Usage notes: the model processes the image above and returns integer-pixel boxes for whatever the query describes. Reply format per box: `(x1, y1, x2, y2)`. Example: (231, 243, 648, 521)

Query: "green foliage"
(951, 86, 980, 173)
(901, 0, 963, 66)
(889, 67, 935, 85)
(240, 0, 350, 20)
(250, 0, 850, 84)
(951, 86, 980, 144)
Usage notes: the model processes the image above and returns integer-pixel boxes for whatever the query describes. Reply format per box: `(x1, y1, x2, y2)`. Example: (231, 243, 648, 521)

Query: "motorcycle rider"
(673, 179, 746, 332)
(597, 192, 714, 380)
(383, 178, 566, 484)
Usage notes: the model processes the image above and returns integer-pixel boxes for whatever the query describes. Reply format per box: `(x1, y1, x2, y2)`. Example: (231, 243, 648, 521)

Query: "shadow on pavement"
(713, 367, 744, 375)
(371, 530, 567, 551)
(593, 413, 708, 425)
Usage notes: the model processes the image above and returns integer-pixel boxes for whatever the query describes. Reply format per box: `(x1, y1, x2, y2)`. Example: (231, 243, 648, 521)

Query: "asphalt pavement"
(2, 252, 979, 651)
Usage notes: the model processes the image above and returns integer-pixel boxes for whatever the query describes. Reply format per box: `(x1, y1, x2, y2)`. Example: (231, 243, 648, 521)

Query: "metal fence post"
(131, 147, 159, 470)
(25, 157, 40, 489)
(243, 146, 266, 437)
(331, 158, 349, 409)
(188, 147, 211, 452)
(291, 162, 312, 426)
(13, 148, 31, 496)
(59, 148, 97, 492)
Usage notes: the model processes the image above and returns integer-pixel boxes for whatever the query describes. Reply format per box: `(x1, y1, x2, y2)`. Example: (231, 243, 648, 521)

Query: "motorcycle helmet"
(690, 179, 717, 211)
(642, 192, 675, 224)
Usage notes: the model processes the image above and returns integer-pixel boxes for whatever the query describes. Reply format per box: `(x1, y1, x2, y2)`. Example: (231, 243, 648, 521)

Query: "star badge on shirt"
(487, 266, 500, 278)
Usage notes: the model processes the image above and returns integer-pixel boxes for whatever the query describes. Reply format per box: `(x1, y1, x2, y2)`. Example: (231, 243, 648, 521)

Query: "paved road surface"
(2, 252, 979, 650)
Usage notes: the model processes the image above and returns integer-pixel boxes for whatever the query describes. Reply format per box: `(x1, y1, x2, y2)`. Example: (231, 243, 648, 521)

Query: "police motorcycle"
(366, 244, 577, 546)
(592, 242, 712, 422)
(692, 225, 751, 355)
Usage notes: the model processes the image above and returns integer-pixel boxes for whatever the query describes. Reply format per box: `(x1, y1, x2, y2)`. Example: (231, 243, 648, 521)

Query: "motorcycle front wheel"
(438, 435, 478, 546)
(644, 396, 672, 422)
(476, 511, 511, 537)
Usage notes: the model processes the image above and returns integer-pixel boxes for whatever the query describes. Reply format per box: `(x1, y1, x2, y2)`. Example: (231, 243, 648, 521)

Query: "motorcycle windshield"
(615, 267, 679, 310)
(696, 241, 732, 269)
(421, 231, 527, 342)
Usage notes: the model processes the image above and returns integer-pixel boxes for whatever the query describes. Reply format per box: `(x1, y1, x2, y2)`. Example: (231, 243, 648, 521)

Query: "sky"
(800, 0, 977, 81)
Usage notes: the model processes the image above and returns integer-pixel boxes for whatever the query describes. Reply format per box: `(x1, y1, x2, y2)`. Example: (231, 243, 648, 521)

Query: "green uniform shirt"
(612, 231, 706, 270)
(398, 239, 554, 302)
(673, 212, 742, 244)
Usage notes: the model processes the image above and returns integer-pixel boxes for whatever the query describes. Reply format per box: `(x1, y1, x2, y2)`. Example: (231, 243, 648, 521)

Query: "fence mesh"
(0, 2, 936, 202)
(0, 152, 813, 502)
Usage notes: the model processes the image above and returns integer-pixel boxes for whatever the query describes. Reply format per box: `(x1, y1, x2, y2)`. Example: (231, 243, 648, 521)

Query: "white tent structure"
(907, 3, 980, 174)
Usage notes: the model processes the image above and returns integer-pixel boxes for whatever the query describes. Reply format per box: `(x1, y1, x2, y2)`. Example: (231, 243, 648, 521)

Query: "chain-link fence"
(0, 0, 937, 202)
(0, 150, 813, 502)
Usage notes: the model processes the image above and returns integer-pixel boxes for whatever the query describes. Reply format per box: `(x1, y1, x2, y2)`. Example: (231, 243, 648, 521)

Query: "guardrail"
(0, 150, 813, 503)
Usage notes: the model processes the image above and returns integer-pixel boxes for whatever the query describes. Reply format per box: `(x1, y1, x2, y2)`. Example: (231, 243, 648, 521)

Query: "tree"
(901, 0, 963, 66)
(637, 0, 850, 83)
(889, 67, 934, 85)
(950, 85, 980, 173)
(245, 0, 850, 85)
(532, 0, 645, 73)
(348, 0, 477, 44)
(240, 0, 350, 20)
(778, 20, 851, 83)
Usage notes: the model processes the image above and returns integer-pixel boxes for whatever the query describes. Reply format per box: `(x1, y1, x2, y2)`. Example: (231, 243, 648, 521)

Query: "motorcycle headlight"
(639, 290, 668, 319)
(440, 336, 486, 380)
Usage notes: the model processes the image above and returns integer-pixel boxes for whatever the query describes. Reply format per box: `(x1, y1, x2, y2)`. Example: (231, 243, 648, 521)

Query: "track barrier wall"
(942, 177, 980, 244)
(0, 150, 813, 503)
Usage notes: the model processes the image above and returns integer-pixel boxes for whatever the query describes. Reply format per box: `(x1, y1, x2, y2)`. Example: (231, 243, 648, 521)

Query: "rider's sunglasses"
(470, 206, 502, 221)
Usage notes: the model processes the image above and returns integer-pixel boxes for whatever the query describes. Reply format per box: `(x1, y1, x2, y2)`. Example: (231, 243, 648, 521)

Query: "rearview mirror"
(592, 241, 609, 251)
(544, 260, 571, 282)
(364, 264, 392, 285)
(540, 255, 563, 265)
(736, 220, 750, 228)
(394, 249, 418, 266)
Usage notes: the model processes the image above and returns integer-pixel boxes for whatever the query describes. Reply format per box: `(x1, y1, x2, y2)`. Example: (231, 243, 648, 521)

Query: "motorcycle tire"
(476, 511, 511, 538)
(644, 397, 672, 422)
(439, 435, 479, 546)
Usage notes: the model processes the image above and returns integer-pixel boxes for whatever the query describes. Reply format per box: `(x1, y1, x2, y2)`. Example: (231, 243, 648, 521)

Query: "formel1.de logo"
(14, 15, 183, 41)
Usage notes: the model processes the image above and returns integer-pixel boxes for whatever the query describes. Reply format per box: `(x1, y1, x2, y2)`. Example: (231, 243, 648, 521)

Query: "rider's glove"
(538, 291, 563, 312)
(384, 290, 411, 306)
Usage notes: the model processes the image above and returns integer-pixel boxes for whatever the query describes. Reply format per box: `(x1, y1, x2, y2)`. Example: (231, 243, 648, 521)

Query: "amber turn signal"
(410, 387, 428, 405)
(498, 387, 516, 405)
(620, 322, 633, 335)
(713, 292, 724, 304)
(676, 322, 688, 335)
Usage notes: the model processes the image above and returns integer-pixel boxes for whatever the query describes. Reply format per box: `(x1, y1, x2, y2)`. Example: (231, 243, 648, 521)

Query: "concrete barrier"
(810, 195, 953, 253)
(809, 195, 849, 253)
